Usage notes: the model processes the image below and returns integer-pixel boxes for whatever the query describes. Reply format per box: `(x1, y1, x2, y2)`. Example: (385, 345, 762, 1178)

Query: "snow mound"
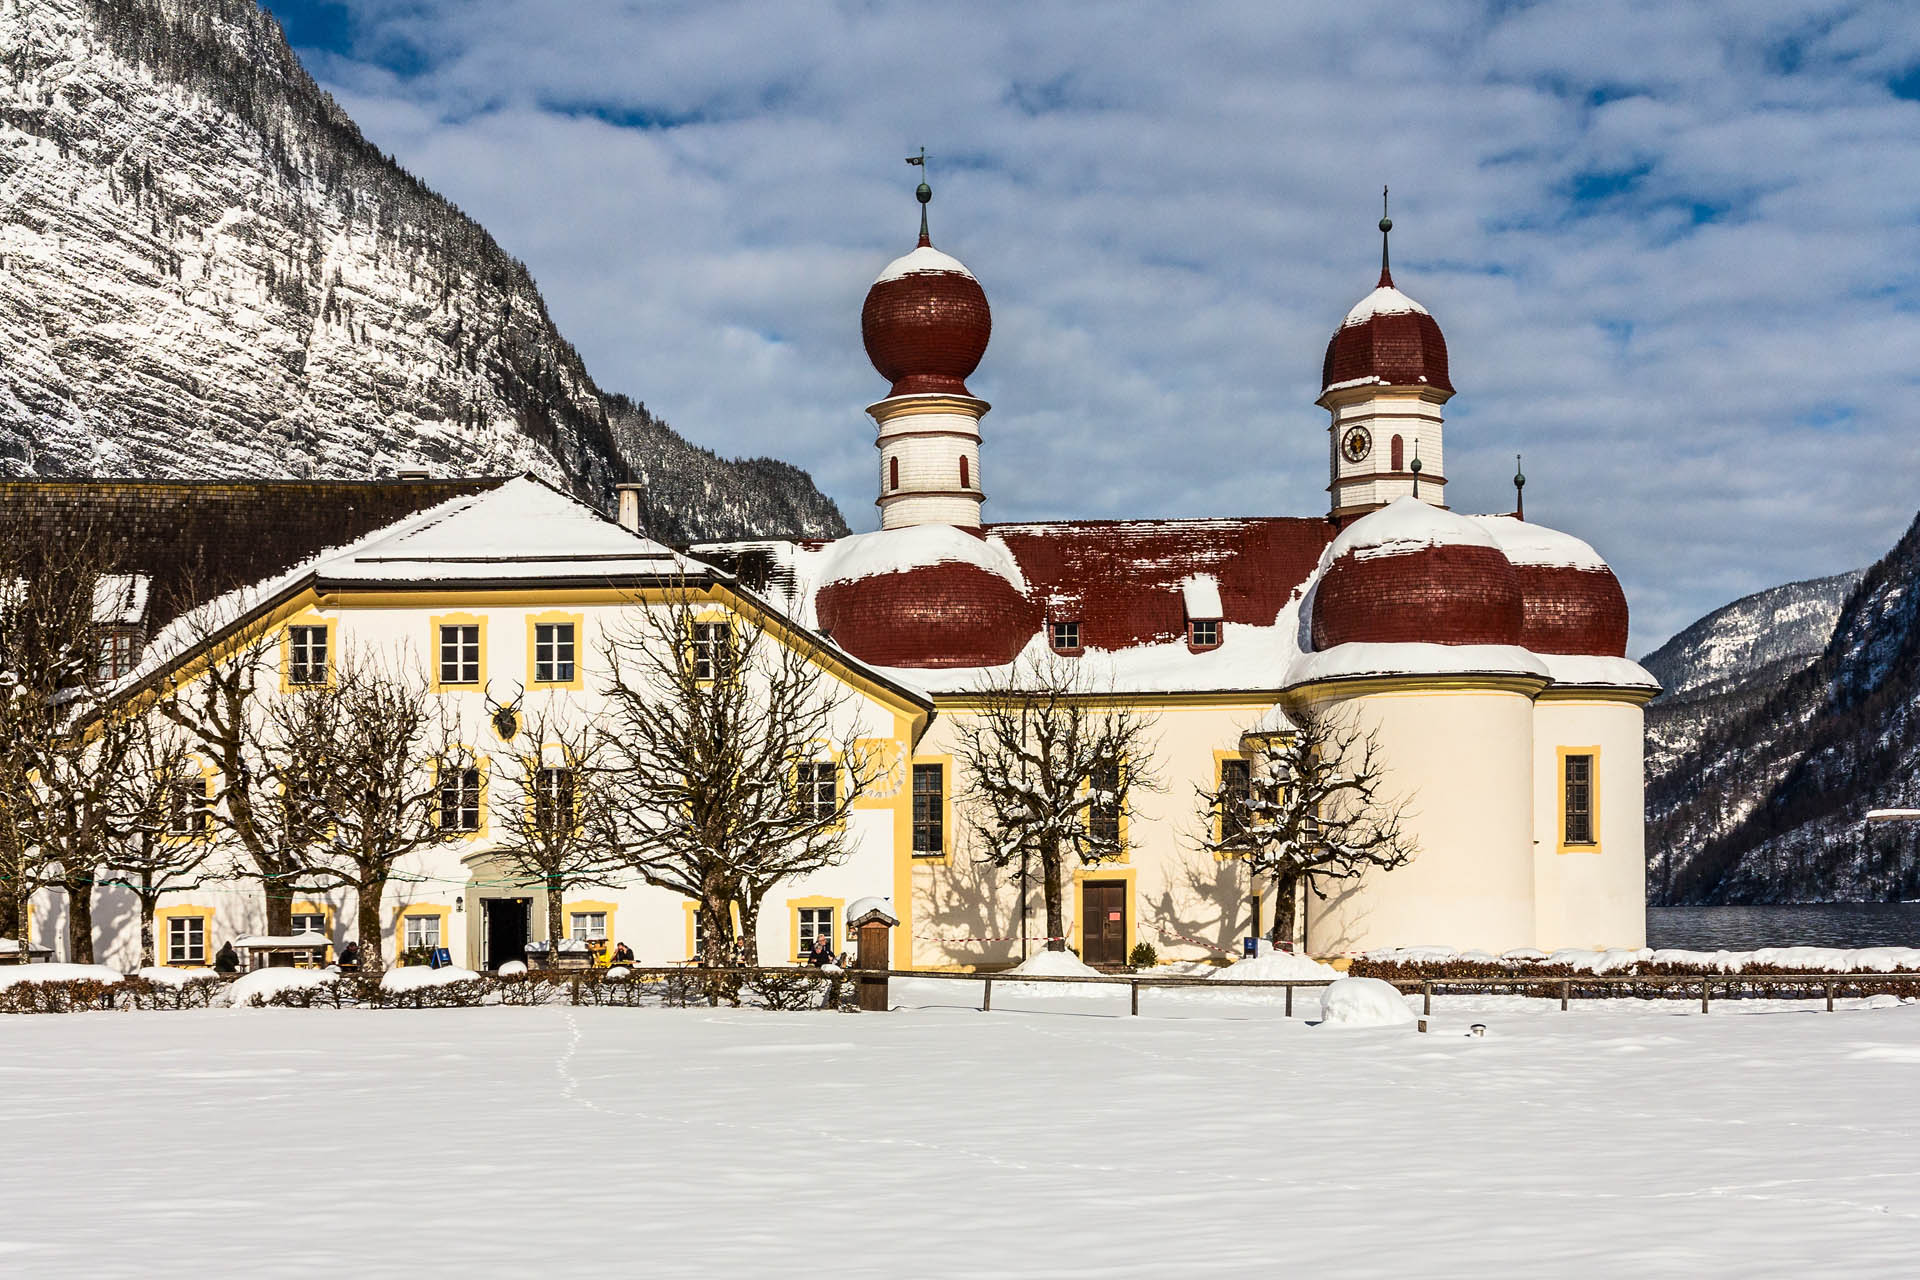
(605, 966, 631, 979)
(1003, 950, 1104, 979)
(1470, 515, 1609, 571)
(1212, 951, 1342, 982)
(0, 963, 123, 989)
(1328, 497, 1500, 563)
(496, 960, 529, 976)
(225, 968, 336, 1007)
(1317, 977, 1416, 1028)
(1549, 948, 1653, 974)
(819, 524, 1028, 593)
(1866, 993, 1902, 1010)
(136, 966, 219, 986)
(381, 965, 480, 992)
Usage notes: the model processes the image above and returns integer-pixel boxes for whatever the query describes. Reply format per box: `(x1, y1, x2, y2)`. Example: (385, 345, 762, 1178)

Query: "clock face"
(1341, 426, 1372, 464)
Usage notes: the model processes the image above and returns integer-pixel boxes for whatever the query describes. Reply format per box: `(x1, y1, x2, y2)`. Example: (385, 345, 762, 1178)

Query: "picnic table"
(232, 932, 333, 969)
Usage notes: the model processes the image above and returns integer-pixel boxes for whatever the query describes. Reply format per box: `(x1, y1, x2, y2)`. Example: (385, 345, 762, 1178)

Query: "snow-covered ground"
(2, 980, 1917, 1278)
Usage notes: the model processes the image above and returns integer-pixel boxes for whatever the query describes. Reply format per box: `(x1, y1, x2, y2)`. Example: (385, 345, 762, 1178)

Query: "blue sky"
(265, 0, 1920, 654)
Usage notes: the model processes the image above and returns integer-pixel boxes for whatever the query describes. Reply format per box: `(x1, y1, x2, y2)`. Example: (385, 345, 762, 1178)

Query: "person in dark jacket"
(806, 933, 835, 967)
(337, 941, 362, 971)
(611, 941, 635, 964)
(214, 941, 240, 975)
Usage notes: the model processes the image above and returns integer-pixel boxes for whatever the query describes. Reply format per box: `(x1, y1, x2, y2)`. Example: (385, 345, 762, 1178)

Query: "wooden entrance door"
(1080, 880, 1129, 968)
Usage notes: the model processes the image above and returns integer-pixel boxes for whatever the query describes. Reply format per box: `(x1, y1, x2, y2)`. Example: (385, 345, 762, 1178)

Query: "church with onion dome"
(698, 178, 1659, 964)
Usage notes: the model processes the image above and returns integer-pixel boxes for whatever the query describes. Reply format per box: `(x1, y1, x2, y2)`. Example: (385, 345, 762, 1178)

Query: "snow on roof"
(1469, 516, 1609, 572)
(1326, 497, 1498, 563)
(847, 896, 897, 926)
(93, 574, 150, 626)
(817, 524, 1027, 593)
(318, 476, 690, 583)
(232, 932, 330, 949)
(1246, 703, 1298, 736)
(1180, 573, 1222, 618)
(1341, 285, 1430, 327)
(1534, 653, 1660, 692)
(1285, 642, 1552, 688)
(874, 244, 974, 284)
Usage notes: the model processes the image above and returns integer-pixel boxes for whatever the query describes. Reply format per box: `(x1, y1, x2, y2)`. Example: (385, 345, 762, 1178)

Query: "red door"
(1081, 880, 1128, 967)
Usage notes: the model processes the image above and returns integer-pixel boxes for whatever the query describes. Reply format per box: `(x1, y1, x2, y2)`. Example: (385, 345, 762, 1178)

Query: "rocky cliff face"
(0, 0, 847, 543)
(1648, 522, 1920, 904)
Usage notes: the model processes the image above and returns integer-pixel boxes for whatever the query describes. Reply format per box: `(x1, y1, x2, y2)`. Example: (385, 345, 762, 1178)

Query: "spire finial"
(907, 148, 931, 246)
(1410, 437, 1422, 498)
(1514, 453, 1527, 521)
(1378, 185, 1394, 288)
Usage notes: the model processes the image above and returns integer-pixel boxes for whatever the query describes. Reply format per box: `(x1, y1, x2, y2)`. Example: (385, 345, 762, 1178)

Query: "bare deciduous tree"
(1200, 703, 1415, 947)
(597, 591, 882, 967)
(953, 653, 1160, 954)
(489, 697, 618, 960)
(102, 716, 219, 967)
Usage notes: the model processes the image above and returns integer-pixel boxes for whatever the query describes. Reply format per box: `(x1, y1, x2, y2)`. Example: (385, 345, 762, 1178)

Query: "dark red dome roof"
(1312, 543, 1523, 649)
(817, 560, 1038, 669)
(1320, 279, 1453, 396)
(861, 243, 991, 398)
(1512, 565, 1629, 656)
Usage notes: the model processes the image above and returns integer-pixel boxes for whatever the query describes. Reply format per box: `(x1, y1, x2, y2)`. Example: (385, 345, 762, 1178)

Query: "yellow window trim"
(682, 898, 744, 960)
(565, 899, 619, 965)
(434, 750, 489, 840)
(155, 902, 216, 967)
(786, 894, 845, 958)
(789, 745, 847, 831)
(907, 753, 954, 865)
(278, 612, 338, 693)
(1212, 748, 1250, 854)
(1070, 866, 1137, 962)
(526, 610, 586, 690)
(162, 756, 218, 847)
(1080, 761, 1131, 864)
(523, 746, 584, 836)
(288, 900, 335, 965)
(1556, 744, 1602, 855)
(428, 612, 489, 692)
(686, 607, 735, 686)
(394, 904, 453, 964)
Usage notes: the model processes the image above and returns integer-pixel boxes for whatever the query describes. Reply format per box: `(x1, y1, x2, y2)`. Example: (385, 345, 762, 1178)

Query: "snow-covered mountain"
(1641, 570, 1862, 779)
(1647, 521, 1920, 904)
(0, 0, 848, 544)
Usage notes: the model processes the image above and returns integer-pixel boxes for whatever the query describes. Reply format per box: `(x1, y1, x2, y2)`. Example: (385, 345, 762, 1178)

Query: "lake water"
(1647, 904, 1920, 950)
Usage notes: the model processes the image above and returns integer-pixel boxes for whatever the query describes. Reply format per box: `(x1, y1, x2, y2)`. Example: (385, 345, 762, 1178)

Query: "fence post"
(1422, 981, 1431, 1015)
(982, 976, 992, 1013)
(1561, 979, 1570, 1012)
(1825, 981, 1834, 1013)
(1285, 983, 1293, 1019)
(1701, 978, 1711, 1014)
(1130, 980, 1140, 1017)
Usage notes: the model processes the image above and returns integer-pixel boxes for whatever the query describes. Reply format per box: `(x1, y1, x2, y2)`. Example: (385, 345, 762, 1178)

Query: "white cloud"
(302, 0, 1920, 652)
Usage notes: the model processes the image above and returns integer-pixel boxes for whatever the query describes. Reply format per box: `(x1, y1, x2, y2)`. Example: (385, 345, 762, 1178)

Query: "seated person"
(611, 941, 635, 965)
(337, 940, 362, 971)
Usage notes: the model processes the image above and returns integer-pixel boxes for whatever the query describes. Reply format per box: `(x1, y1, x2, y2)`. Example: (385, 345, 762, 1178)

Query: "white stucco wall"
(1530, 697, 1648, 950)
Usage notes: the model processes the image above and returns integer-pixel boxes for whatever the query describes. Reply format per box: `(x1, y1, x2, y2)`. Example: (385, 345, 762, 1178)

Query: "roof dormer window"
(1049, 620, 1082, 653)
(1188, 619, 1221, 650)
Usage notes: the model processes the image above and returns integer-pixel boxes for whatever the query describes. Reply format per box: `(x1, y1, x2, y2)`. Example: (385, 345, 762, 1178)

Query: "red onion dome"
(1320, 279, 1453, 396)
(861, 242, 991, 398)
(813, 526, 1038, 669)
(1310, 499, 1522, 649)
(1470, 517, 1629, 656)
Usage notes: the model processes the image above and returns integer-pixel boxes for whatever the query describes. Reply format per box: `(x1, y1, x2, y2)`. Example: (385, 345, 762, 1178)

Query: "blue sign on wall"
(429, 947, 452, 969)
(1244, 937, 1258, 958)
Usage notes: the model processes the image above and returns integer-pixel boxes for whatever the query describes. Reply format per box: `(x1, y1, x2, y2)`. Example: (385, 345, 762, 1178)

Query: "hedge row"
(1346, 957, 1920, 999)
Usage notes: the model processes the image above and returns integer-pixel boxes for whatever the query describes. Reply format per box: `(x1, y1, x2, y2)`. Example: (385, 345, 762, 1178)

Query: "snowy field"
(3, 979, 1918, 1278)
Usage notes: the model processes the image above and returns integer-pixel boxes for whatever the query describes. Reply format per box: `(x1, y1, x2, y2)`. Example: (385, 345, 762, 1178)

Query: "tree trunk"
(736, 896, 761, 967)
(1270, 872, 1299, 950)
(0, 882, 19, 942)
(545, 875, 565, 965)
(697, 898, 731, 1007)
(1040, 837, 1065, 951)
(357, 874, 388, 976)
(139, 897, 158, 969)
(65, 872, 95, 964)
(262, 878, 294, 957)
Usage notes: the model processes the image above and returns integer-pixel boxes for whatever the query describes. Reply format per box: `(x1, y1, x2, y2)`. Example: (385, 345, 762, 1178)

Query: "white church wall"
(1530, 697, 1648, 950)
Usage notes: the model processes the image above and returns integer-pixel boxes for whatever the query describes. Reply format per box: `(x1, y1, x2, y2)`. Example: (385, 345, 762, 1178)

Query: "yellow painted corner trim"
(1555, 744, 1603, 855)
(525, 610, 586, 690)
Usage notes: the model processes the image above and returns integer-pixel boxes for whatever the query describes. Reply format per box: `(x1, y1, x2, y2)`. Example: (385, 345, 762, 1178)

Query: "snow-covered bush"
(1317, 977, 1416, 1028)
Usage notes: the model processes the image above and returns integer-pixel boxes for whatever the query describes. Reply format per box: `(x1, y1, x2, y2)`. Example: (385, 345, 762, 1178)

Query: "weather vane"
(906, 148, 932, 243)
(1379, 184, 1393, 285)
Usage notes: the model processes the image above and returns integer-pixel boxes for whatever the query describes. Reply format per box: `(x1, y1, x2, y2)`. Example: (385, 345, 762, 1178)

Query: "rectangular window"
(1088, 761, 1123, 847)
(1050, 620, 1081, 652)
(794, 761, 837, 821)
(692, 909, 737, 958)
(439, 624, 480, 685)
(167, 916, 206, 965)
(691, 621, 728, 681)
(534, 622, 575, 684)
(797, 907, 835, 957)
(288, 625, 328, 686)
(912, 763, 944, 856)
(534, 767, 576, 834)
(1564, 754, 1595, 846)
(1219, 758, 1252, 841)
(438, 766, 481, 832)
(404, 914, 441, 949)
(169, 777, 210, 837)
(570, 911, 607, 942)
(290, 911, 327, 964)
(97, 629, 141, 682)
(1189, 619, 1221, 649)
